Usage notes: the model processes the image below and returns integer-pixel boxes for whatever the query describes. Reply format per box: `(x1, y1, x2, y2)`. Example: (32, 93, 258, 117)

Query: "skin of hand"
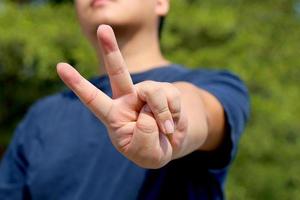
(57, 25, 225, 169)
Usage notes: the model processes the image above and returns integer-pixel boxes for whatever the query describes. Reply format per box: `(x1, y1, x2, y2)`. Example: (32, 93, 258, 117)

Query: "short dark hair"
(158, 16, 165, 39)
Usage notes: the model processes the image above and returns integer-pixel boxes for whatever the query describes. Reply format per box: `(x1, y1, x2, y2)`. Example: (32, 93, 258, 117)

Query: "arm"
(174, 82, 226, 154)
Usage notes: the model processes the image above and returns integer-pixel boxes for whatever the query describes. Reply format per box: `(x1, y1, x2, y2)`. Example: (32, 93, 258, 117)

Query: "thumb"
(126, 105, 172, 168)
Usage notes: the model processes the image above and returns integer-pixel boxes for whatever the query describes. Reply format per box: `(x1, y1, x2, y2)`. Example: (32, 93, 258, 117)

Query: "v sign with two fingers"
(57, 25, 226, 169)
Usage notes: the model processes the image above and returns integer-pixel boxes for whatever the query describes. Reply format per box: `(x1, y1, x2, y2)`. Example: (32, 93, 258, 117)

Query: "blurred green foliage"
(0, 0, 299, 199)
(0, 1, 98, 147)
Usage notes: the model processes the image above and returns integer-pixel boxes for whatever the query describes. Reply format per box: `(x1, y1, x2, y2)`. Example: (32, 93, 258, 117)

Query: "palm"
(106, 93, 173, 168)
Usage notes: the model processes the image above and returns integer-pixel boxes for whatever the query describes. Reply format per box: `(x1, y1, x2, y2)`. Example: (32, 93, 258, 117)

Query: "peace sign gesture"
(57, 25, 189, 168)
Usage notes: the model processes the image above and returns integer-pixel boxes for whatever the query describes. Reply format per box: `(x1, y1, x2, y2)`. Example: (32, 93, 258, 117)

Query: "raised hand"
(56, 25, 188, 169)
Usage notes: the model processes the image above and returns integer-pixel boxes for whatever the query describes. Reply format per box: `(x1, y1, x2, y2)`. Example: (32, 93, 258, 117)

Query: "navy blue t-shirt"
(0, 64, 250, 200)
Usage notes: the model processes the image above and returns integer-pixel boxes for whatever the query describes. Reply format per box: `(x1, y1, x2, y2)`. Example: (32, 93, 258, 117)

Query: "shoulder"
(11, 89, 84, 158)
(18, 89, 80, 131)
(149, 64, 250, 107)
(29, 90, 75, 115)
(176, 65, 251, 126)
(161, 64, 244, 83)
(175, 65, 245, 84)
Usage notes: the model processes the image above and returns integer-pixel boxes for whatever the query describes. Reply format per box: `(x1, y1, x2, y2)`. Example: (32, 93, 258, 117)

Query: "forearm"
(172, 82, 226, 159)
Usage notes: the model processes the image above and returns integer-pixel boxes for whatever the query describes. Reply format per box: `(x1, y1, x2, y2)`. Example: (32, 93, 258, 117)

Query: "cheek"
(118, 1, 155, 21)
(75, 0, 91, 17)
(75, 3, 93, 27)
(75, 2, 84, 20)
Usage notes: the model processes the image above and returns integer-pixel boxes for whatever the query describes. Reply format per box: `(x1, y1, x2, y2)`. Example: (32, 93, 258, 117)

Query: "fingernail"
(164, 120, 174, 134)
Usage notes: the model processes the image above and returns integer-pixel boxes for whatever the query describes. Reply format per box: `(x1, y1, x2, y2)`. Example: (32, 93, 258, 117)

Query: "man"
(0, 0, 250, 199)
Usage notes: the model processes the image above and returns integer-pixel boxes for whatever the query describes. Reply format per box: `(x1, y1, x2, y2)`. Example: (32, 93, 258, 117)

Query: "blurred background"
(0, 0, 299, 199)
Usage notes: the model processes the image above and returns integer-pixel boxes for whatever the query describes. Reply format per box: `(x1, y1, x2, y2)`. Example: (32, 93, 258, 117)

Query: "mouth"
(91, 0, 110, 7)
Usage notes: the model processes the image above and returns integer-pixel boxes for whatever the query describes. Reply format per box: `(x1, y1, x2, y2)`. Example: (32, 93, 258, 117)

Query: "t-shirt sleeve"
(0, 105, 38, 199)
(181, 69, 250, 169)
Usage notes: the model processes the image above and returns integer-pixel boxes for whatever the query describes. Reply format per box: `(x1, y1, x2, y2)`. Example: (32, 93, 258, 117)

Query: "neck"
(94, 26, 170, 75)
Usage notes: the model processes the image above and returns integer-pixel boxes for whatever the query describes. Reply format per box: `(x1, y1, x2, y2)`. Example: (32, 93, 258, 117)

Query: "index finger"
(98, 25, 135, 98)
(57, 62, 113, 122)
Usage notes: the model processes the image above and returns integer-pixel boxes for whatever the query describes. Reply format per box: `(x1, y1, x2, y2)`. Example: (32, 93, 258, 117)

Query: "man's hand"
(56, 25, 188, 169)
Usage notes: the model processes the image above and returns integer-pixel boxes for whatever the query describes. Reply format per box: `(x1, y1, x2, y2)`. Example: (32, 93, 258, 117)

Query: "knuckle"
(143, 80, 155, 85)
(137, 80, 155, 89)
(154, 88, 166, 100)
(162, 83, 181, 101)
(171, 111, 181, 122)
(85, 89, 99, 106)
(155, 106, 172, 122)
(136, 81, 156, 99)
(154, 105, 169, 116)
(170, 97, 181, 113)
(144, 85, 160, 97)
(147, 88, 170, 116)
(169, 86, 181, 99)
(109, 66, 125, 76)
(168, 88, 181, 113)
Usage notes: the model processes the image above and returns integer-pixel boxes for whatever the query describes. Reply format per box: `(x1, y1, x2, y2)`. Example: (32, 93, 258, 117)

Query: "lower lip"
(91, 0, 109, 7)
